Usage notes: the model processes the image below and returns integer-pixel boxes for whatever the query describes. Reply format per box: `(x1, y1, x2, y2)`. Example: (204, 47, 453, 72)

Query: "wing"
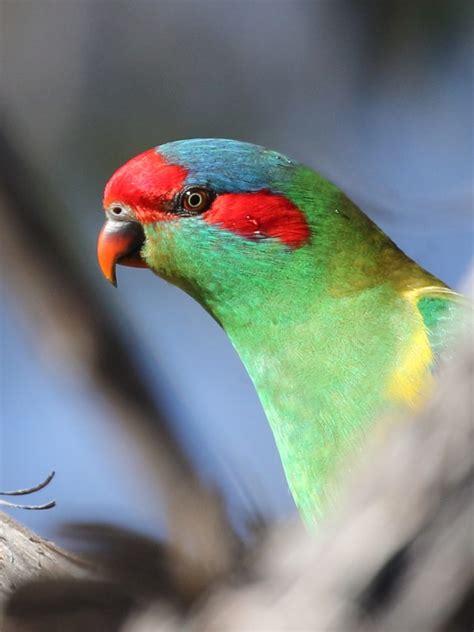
(416, 286, 470, 369)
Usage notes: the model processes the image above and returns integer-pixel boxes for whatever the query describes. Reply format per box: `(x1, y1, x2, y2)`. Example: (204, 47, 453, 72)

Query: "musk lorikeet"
(97, 139, 465, 524)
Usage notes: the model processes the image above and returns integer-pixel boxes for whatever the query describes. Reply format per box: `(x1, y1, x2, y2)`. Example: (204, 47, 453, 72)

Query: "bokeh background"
(1, 0, 473, 540)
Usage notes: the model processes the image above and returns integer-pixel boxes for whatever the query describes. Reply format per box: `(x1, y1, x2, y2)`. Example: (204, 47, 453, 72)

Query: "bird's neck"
(224, 279, 433, 523)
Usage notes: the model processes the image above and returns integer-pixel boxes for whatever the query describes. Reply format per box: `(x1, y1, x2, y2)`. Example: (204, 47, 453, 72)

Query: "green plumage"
(112, 140, 467, 524)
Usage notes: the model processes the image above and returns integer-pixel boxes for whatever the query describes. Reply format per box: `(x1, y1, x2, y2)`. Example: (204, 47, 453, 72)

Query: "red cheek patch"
(103, 149, 188, 223)
(203, 191, 310, 248)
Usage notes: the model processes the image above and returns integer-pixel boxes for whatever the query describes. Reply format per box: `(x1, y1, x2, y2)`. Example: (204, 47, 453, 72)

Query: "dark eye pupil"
(188, 193, 202, 207)
(112, 206, 123, 215)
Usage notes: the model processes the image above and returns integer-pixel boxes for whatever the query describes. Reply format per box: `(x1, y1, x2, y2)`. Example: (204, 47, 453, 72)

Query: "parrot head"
(97, 139, 386, 326)
(97, 140, 323, 309)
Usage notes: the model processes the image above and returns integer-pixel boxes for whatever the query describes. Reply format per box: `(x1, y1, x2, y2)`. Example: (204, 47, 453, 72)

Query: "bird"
(97, 139, 465, 525)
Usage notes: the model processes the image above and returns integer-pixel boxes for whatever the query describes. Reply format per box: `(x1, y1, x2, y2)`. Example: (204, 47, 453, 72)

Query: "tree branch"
(0, 513, 96, 609)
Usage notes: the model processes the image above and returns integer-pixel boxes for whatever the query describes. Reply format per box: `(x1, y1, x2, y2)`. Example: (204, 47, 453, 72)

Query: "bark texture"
(0, 513, 95, 609)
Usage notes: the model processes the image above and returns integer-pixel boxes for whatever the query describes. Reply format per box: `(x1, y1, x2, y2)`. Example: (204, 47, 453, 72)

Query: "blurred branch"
(3, 328, 473, 631)
(0, 124, 237, 592)
(0, 514, 195, 631)
(351, 0, 473, 64)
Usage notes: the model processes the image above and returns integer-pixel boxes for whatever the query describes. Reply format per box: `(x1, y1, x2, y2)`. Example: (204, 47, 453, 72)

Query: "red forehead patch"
(203, 191, 310, 248)
(103, 149, 187, 222)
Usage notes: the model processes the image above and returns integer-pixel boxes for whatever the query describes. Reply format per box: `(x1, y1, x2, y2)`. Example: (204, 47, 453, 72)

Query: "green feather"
(139, 151, 465, 525)
(417, 290, 467, 364)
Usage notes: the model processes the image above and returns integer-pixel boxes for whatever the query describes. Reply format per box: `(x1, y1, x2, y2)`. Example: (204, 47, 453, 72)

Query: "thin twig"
(0, 471, 55, 496)
(0, 499, 56, 511)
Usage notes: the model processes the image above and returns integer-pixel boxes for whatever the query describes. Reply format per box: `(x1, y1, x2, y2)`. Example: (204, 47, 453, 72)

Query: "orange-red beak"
(97, 219, 148, 287)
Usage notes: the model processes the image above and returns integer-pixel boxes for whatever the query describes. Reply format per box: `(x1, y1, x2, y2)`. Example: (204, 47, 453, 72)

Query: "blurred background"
(1, 0, 472, 540)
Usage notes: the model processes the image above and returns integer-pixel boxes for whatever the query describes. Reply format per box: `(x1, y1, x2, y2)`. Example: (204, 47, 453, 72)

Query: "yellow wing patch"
(386, 323, 433, 408)
(385, 287, 440, 408)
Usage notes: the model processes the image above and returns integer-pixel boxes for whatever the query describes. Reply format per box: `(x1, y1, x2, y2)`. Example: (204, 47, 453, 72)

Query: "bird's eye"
(107, 204, 133, 221)
(181, 187, 213, 214)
